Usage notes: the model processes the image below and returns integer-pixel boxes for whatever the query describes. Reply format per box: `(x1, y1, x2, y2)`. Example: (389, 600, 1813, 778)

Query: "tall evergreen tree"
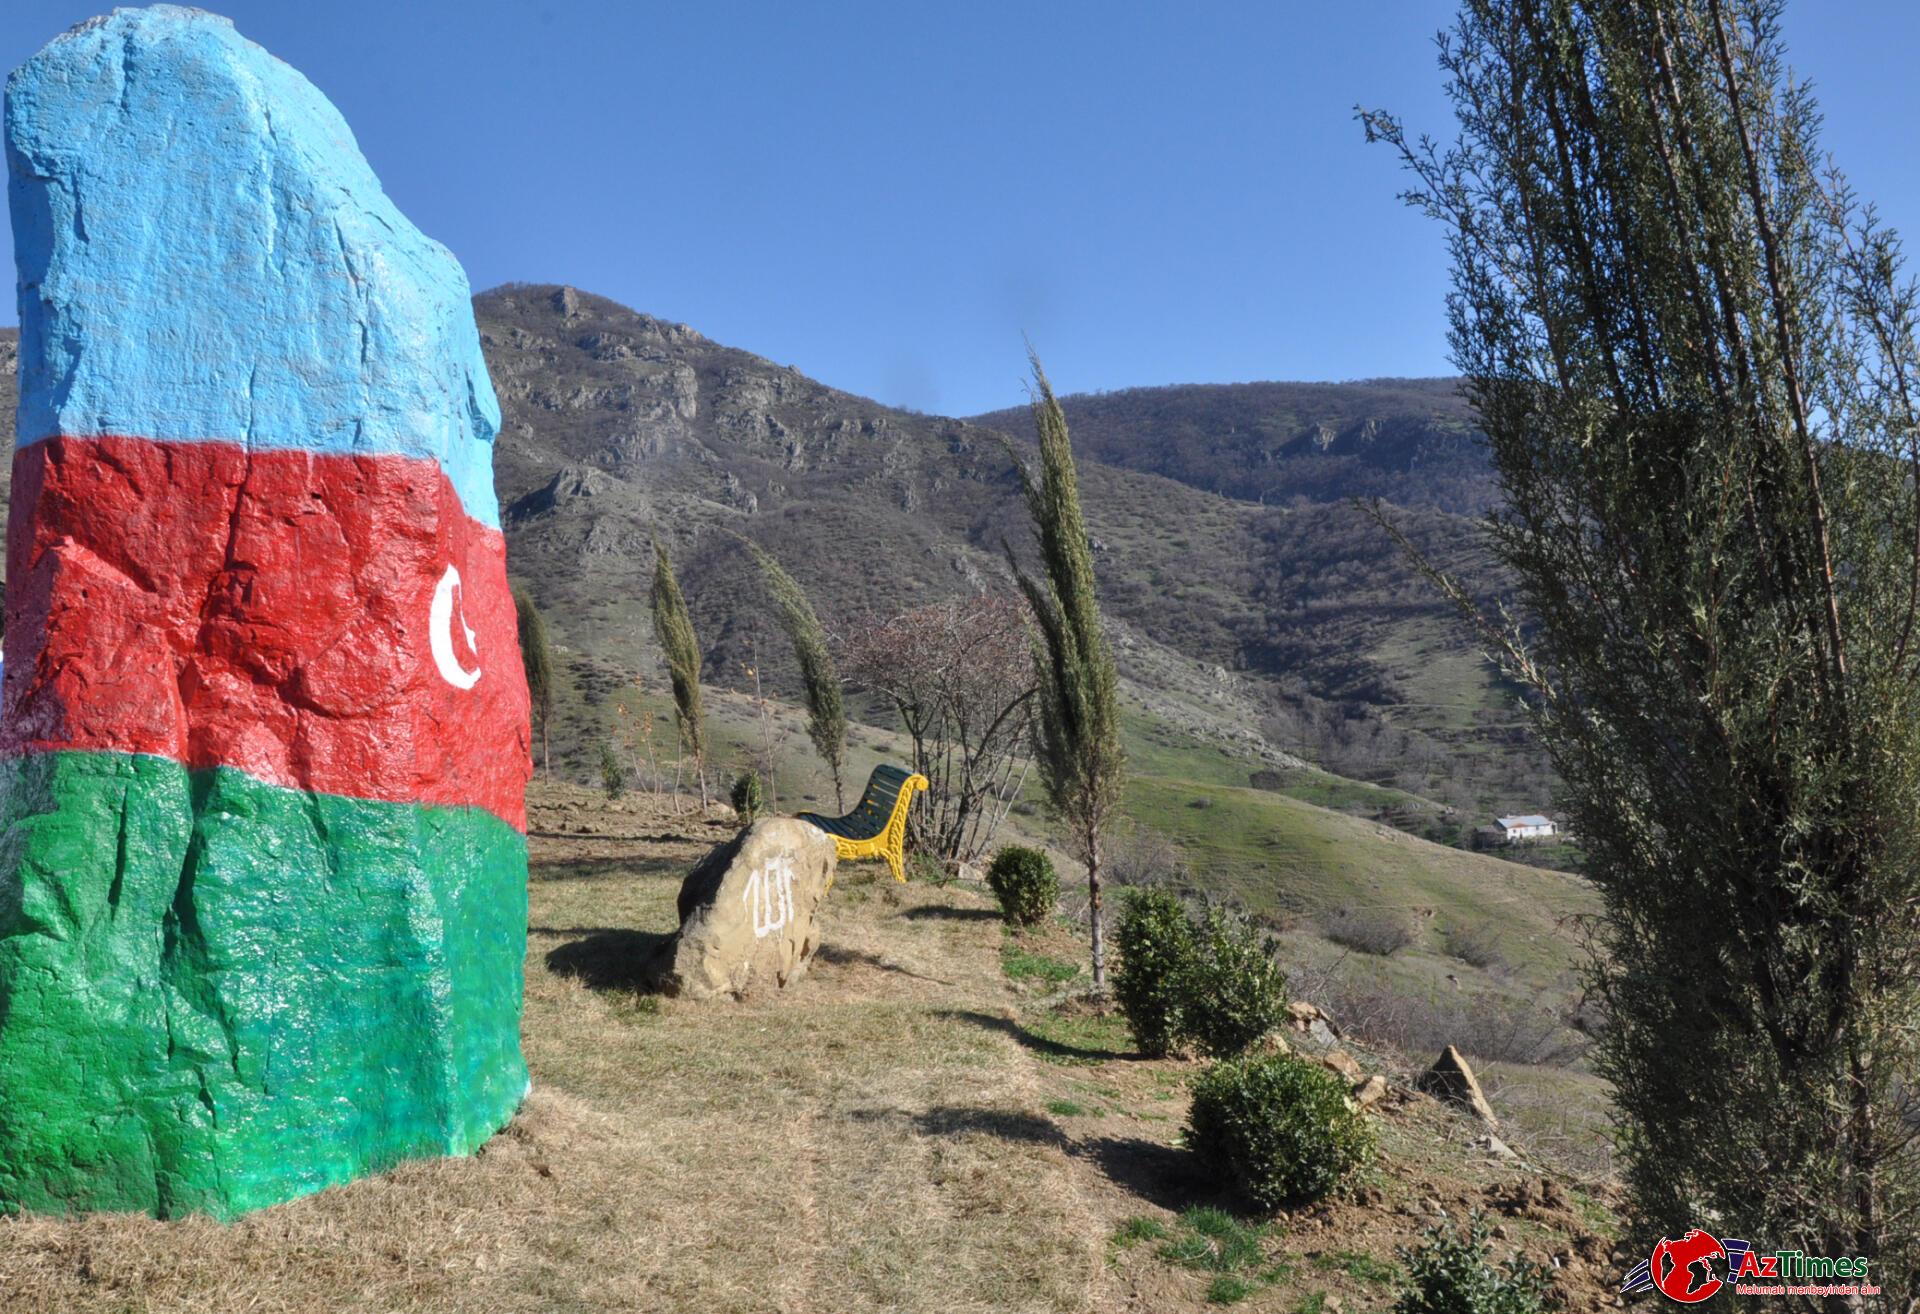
(1009, 352, 1125, 990)
(741, 537, 849, 809)
(513, 586, 554, 776)
(1366, 0, 1920, 1281)
(650, 536, 708, 808)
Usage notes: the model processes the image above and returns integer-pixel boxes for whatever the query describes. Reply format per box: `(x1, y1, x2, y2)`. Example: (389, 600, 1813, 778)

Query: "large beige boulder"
(648, 818, 838, 1000)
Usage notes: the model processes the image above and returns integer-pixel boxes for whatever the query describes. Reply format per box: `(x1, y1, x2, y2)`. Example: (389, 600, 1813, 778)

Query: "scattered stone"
(1419, 1196, 1445, 1219)
(1319, 1049, 1364, 1083)
(1492, 1224, 1511, 1241)
(1288, 1000, 1323, 1026)
(1352, 1074, 1389, 1107)
(1254, 1029, 1293, 1057)
(648, 818, 838, 999)
(1478, 1134, 1519, 1161)
(1416, 1045, 1499, 1126)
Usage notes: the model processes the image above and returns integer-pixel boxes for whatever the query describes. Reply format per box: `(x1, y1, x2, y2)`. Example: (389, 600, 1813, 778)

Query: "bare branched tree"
(839, 595, 1034, 864)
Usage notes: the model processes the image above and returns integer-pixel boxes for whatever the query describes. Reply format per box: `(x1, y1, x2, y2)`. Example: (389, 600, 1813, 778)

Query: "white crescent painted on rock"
(430, 564, 482, 691)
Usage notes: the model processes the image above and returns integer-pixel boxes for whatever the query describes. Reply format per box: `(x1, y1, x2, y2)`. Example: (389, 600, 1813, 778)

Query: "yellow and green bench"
(797, 764, 929, 883)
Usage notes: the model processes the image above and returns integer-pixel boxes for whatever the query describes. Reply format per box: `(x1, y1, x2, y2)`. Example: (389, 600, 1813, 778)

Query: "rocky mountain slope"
(472, 287, 1530, 803)
(970, 377, 1494, 515)
(0, 288, 1537, 809)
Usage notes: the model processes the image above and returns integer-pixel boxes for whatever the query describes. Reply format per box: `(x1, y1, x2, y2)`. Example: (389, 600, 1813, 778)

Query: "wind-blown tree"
(740, 537, 849, 809)
(513, 586, 555, 776)
(1366, 0, 1920, 1283)
(650, 536, 708, 808)
(1008, 353, 1125, 991)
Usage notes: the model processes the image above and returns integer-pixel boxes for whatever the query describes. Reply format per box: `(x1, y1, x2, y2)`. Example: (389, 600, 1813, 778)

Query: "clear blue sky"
(4, 2, 1919, 416)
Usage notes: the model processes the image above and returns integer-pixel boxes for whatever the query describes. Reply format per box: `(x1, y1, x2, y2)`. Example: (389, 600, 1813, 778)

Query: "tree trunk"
(1087, 824, 1106, 993)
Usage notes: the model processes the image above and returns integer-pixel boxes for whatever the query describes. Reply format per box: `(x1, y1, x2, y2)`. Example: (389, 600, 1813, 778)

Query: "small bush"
(730, 770, 764, 823)
(907, 849, 950, 887)
(1394, 1214, 1550, 1314)
(1322, 906, 1416, 957)
(1187, 1054, 1375, 1210)
(1107, 822, 1190, 888)
(1441, 923, 1503, 970)
(986, 845, 1059, 927)
(598, 744, 628, 800)
(1114, 889, 1200, 1056)
(1183, 909, 1290, 1057)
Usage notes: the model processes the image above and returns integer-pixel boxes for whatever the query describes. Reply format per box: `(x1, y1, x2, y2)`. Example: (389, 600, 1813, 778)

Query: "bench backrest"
(797, 764, 916, 841)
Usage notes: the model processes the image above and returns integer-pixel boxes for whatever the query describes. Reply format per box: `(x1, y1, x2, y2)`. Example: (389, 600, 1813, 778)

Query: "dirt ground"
(0, 782, 1623, 1313)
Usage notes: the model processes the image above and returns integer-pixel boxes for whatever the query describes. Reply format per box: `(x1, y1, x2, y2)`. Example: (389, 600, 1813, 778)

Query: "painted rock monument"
(0, 7, 532, 1218)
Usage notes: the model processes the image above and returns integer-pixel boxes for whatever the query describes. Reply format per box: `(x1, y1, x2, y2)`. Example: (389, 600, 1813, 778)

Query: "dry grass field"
(0, 782, 1621, 1313)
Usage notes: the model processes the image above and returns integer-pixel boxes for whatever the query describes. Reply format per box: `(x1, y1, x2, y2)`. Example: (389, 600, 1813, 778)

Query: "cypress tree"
(742, 538, 849, 809)
(513, 586, 554, 777)
(1009, 351, 1126, 990)
(1366, 0, 1920, 1274)
(650, 536, 708, 808)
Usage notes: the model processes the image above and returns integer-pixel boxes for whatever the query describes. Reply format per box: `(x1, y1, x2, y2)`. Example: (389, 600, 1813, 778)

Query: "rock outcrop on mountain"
(971, 378, 1494, 515)
(0, 281, 1510, 787)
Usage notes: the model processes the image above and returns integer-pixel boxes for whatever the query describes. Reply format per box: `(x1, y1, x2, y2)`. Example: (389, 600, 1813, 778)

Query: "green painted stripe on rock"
(0, 750, 528, 1219)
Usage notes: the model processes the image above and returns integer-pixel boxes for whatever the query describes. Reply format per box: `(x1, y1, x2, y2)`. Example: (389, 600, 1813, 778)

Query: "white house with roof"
(1494, 813, 1556, 843)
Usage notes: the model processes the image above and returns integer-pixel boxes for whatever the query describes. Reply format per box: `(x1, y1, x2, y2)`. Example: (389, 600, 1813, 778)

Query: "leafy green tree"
(598, 743, 628, 800)
(741, 538, 849, 809)
(1365, 0, 1920, 1274)
(513, 586, 555, 776)
(1008, 352, 1126, 990)
(650, 536, 708, 808)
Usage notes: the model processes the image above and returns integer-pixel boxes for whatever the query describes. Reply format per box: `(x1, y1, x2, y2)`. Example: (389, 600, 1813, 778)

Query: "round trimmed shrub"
(986, 845, 1059, 927)
(1187, 1053, 1375, 1210)
(1183, 908, 1289, 1057)
(1114, 888, 1199, 1056)
(730, 770, 764, 823)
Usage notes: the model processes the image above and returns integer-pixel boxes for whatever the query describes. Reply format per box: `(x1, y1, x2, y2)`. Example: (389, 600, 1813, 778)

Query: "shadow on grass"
(864, 1100, 1237, 1215)
(813, 944, 953, 984)
(934, 1008, 1138, 1063)
(545, 928, 674, 992)
(900, 906, 1001, 923)
(1075, 1135, 1238, 1213)
(527, 829, 711, 845)
(847, 1105, 1070, 1149)
(915, 1105, 1071, 1147)
(529, 855, 689, 883)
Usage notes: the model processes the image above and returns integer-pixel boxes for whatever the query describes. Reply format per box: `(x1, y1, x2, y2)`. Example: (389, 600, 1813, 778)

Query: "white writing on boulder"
(742, 853, 797, 939)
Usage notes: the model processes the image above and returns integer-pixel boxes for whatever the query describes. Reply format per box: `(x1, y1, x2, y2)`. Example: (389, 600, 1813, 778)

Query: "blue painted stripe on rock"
(5, 6, 502, 528)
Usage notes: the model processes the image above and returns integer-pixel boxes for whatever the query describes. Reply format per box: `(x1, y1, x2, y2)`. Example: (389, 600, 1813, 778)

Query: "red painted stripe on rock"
(4, 436, 532, 830)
